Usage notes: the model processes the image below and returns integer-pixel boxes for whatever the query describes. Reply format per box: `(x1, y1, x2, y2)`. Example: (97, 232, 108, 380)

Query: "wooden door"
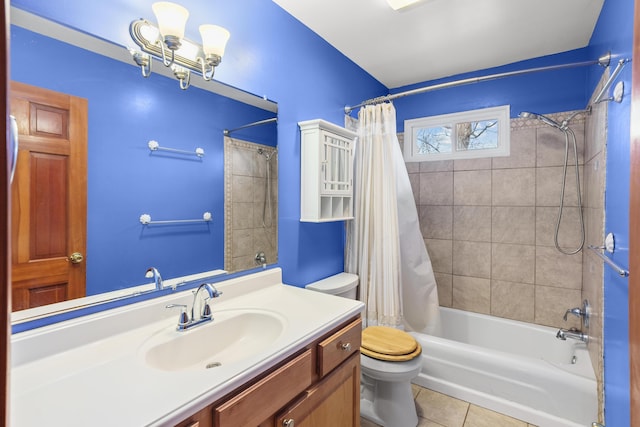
(9, 81, 87, 311)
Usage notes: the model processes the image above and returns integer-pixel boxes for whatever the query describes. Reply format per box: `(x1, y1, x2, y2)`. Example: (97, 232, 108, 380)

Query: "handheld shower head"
(520, 110, 585, 255)
(519, 111, 564, 130)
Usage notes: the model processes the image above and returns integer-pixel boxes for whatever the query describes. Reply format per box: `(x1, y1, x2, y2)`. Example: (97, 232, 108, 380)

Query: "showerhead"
(519, 111, 564, 130)
(257, 147, 277, 161)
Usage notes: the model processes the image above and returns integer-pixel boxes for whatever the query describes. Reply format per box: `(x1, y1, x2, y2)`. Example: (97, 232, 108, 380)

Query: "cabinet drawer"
(317, 318, 361, 377)
(214, 350, 313, 426)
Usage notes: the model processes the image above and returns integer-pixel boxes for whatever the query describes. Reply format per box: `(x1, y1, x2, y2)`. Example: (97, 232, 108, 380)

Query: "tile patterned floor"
(360, 385, 538, 427)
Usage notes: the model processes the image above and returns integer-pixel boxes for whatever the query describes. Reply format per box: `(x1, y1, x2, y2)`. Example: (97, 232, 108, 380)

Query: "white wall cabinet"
(299, 119, 356, 222)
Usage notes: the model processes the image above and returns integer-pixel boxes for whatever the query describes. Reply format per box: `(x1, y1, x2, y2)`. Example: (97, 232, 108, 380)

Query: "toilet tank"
(305, 272, 359, 299)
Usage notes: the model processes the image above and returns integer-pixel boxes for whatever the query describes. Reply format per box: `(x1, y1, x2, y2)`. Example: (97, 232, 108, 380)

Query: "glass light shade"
(199, 25, 230, 57)
(152, 2, 189, 39)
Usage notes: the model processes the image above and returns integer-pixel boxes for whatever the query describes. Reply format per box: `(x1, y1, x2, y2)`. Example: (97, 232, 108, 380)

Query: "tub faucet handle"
(563, 300, 590, 328)
(255, 251, 267, 268)
(563, 307, 584, 321)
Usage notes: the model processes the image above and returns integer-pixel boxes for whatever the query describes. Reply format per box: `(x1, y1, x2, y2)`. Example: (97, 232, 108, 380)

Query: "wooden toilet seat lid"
(360, 326, 422, 362)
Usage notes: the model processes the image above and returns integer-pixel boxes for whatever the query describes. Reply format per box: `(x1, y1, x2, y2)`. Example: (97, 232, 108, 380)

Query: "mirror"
(9, 8, 278, 321)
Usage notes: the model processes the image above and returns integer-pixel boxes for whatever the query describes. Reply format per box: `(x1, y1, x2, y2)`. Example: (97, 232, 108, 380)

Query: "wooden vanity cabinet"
(175, 316, 361, 427)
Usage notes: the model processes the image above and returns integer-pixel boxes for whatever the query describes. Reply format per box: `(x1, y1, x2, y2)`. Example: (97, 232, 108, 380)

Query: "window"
(404, 105, 510, 162)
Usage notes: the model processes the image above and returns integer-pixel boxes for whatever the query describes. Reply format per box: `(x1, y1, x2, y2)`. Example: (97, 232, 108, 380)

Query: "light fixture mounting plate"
(129, 19, 205, 75)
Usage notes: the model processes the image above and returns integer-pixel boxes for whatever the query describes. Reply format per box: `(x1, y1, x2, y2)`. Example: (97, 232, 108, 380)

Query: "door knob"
(69, 252, 84, 264)
(283, 419, 295, 427)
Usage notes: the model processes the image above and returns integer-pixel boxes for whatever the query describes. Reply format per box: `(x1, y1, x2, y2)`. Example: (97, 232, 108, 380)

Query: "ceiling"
(273, 0, 605, 89)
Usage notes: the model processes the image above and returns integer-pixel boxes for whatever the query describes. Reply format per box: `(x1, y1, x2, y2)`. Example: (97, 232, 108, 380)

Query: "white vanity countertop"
(11, 268, 364, 427)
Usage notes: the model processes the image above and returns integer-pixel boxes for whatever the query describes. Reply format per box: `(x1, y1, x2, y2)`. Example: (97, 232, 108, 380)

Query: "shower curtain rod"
(223, 117, 278, 136)
(344, 53, 614, 114)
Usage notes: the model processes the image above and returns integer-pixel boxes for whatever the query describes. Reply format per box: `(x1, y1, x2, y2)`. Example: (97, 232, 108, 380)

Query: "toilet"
(306, 273, 422, 427)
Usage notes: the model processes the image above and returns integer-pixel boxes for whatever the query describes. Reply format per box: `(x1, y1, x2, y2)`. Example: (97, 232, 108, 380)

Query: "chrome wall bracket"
(588, 232, 629, 277)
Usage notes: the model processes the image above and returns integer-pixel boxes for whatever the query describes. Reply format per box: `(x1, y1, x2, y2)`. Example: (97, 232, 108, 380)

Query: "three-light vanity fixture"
(129, 1, 230, 90)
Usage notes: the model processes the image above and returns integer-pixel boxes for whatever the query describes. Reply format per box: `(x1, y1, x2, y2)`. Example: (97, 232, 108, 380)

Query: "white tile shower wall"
(404, 110, 590, 330)
(224, 137, 278, 272)
(403, 97, 606, 420)
(582, 70, 608, 422)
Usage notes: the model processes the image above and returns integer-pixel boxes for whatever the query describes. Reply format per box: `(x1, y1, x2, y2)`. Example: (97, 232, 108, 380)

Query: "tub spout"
(556, 327, 588, 343)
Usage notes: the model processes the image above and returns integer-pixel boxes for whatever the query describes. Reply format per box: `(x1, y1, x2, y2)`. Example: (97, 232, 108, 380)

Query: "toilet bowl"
(359, 325, 422, 427)
(306, 273, 422, 427)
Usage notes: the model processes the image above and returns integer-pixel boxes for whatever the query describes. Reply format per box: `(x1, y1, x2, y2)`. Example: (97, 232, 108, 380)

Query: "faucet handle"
(200, 286, 221, 318)
(202, 297, 212, 319)
(563, 307, 584, 321)
(166, 304, 189, 328)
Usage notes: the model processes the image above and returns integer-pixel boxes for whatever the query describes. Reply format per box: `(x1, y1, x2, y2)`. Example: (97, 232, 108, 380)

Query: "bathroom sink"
(140, 309, 286, 372)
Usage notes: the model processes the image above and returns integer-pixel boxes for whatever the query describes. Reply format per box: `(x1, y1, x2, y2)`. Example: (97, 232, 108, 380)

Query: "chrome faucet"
(191, 283, 222, 324)
(166, 283, 223, 331)
(556, 327, 588, 343)
(563, 307, 585, 321)
(563, 300, 590, 328)
(255, 251, 267, 268)
(145, 267, 163, 290)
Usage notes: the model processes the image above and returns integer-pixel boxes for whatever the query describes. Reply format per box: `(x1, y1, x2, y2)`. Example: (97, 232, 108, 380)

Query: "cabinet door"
(275, 353, 360, 427)
(320, 130, 352, 197)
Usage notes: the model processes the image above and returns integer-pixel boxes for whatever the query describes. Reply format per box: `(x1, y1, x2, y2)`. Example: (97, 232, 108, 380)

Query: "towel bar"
(140, 212, 212, 225)
(148, 140, 204, 158)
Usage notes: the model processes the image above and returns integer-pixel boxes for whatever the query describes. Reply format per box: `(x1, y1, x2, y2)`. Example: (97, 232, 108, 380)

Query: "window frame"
(403, 105, 510, 162)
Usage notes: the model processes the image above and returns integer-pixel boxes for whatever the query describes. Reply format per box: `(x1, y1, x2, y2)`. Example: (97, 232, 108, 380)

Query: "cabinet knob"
(283, 419, 295, 427)
(339, 342, 352, 352)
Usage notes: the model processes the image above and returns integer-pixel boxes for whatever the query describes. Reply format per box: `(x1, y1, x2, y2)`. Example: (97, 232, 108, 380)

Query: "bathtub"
(410, 307, 597, 427)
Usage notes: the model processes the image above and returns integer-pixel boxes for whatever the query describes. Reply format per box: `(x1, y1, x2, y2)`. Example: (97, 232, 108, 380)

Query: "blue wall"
(588, 0, 634, 425)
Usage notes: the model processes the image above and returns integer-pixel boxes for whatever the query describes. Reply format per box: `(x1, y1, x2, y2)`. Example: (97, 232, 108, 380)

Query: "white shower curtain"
(345, 103, 440, 334)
